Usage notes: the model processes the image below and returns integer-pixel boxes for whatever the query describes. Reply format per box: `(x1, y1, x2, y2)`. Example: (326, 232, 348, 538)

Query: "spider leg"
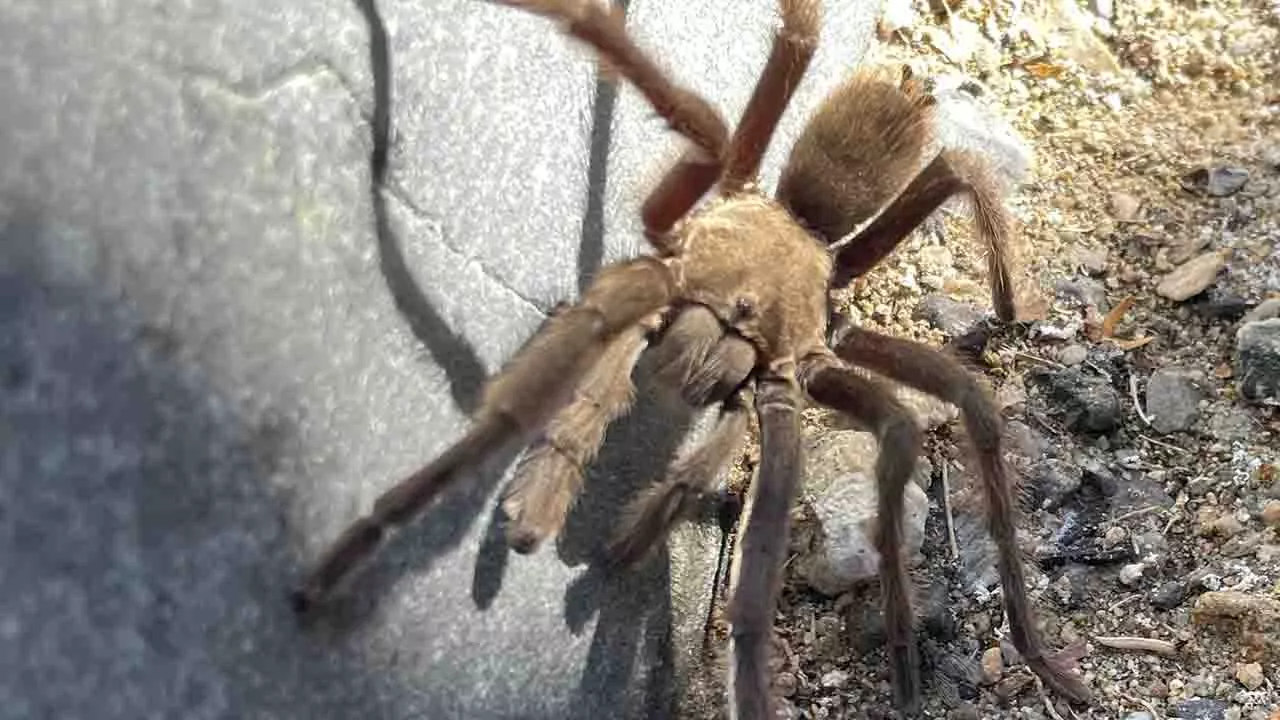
(831, 325, 1094, 705)
(501, 324, 648, 554)
(829, 149, 1016, 321)
(720, 0, 822, 193)
(607, 387, 752, 568)
(494, 0, 730, 251)
(799, 353, 924, 713)
(650, 304, 757, 407)
(291, 257, 676, 612)
(726, 370, 803, 720)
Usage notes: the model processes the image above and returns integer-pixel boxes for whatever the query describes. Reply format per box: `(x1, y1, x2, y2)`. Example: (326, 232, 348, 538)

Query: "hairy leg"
(650, 304, 756, 406)
(830, 149, 1016, 321)
(501, 325, 648, 554)
(720, 0, 822, 193)
(727, 371, 803, 720)
(607, 388, 752, 567)
(495, 0, 729, 250)
(799, 355, 924, 712)
(831, 326, 1092, 704)
(291, 257, 676, 612)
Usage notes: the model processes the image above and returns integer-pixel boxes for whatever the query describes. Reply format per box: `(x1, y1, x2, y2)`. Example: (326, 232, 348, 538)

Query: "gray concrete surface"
(0, 1, 885, 718)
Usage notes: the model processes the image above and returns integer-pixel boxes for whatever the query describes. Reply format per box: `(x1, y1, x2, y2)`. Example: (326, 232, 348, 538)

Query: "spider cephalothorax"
(292, 1, 1092, 717)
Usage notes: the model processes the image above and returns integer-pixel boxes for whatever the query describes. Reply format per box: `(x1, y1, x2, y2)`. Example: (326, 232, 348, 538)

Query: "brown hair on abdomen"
(776, 69, 935, 244)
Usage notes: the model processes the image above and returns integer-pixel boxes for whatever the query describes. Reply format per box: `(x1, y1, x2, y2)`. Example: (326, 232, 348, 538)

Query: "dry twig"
(1033, 674, 1068, 720)
(942, 461, 958, 560)
(1122, 692, 1164, 720)
(1094, 635, 1179, 657)
(1130, 373, 1154, 426)
(1139, 433, 1191, 454)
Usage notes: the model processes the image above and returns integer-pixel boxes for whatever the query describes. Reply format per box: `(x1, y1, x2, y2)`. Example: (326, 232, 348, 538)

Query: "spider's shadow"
(311, 0, 699, 713)
(556, 357, 700, 719)
(293, 0, 504, 632)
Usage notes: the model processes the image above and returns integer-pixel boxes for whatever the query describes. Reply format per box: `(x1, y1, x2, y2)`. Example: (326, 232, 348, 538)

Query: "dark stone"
(1236, 318, 1280, 401)
(1150, 580, 1188, 610)
(1055, 276, 1110, 311)
(1188, 290, 1252, 321)
(1145, 368, 1203, 434)
(1172, 698, 1228, 720)
(1180, 166, 1250, 197)
(1027, 458, 1084, 509)
(1027, 367, 1122, 433)
(916, 293, 988, 336)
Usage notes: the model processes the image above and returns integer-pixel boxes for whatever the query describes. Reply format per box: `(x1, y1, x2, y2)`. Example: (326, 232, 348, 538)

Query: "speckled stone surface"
(0, 1, 877, 718)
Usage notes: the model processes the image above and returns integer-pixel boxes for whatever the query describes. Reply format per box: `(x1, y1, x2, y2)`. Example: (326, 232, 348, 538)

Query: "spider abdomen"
(674, 193, 831, 363)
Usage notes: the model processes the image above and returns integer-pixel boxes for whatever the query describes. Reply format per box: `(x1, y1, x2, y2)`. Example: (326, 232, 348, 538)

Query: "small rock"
(1182, 166, 1251, 197)
(930, 74, 1033, 189)
(994, 674, 1032, 700)
(879, 0, 916, 33)
(1236, 318, 1280, 401)
(1103, 526, 1128, 547)
(1151, 580, 1189, 610)
(1187, 475, 1216, 496)
(775, 671, 798, 697)
(1190, 289, 1253, 321)
(1241, 298, 1280, 324)
(1149, 679, 1170, 698)
(1028, 457, 1083, 509)
(1110, 191, 1143, 222)
(1146, 368, 1204, 433)
(1027, 366, 1122, 433)
(1192, 591, 1280, 661)
(1157, 251, 1227, 302)
(1119, 562, 1146, 586)
(813, 615, 842, 659)
(980, 646, 1003, 685)
(1049, 0, 1122, 73)
(1209, 409, 1254, 441)
(950, 703, 980, 720)
(1075, 246, 1109, 276)
(1059, 344, 1089, 366)
(1174, 698, 1229, 720)
(797, 453, 929, 595)
(1056, 276, 1110, 310)
(1261, 500, 1280, 527)
(1125, 713, 1155, 720)
(1210, 514, 1245, 538)
(1235, 662, 1264, 690)
(1187, 672, 1215, 698)
(820, 669, 848, 689)
(916, 294, 987, 337)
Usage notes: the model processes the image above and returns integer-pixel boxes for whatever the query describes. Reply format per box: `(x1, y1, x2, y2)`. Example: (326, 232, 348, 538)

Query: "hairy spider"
(291, 0, 1093, 716)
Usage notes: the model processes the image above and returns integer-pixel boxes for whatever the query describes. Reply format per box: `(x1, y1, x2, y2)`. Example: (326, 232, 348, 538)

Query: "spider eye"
(734, 297, 755, 319)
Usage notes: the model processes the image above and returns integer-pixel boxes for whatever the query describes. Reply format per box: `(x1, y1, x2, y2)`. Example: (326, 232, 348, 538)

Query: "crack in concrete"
(381, 179, 550, 317)
(169, 56, 369, 112)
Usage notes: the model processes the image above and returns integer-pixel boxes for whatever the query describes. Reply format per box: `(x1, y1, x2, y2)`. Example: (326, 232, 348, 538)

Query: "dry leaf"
(1025, 61, 1066, 78)
(1214, 364, 1234, 379)
(1109, 335, 1154, 351)
(1101, 295, 1135, 338)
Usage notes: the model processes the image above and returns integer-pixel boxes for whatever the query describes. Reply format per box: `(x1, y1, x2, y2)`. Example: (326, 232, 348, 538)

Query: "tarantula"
(292, 0, 1094, 716)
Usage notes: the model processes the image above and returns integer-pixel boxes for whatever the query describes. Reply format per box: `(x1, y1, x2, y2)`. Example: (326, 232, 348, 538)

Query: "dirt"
(697, 1, 1280, 718)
